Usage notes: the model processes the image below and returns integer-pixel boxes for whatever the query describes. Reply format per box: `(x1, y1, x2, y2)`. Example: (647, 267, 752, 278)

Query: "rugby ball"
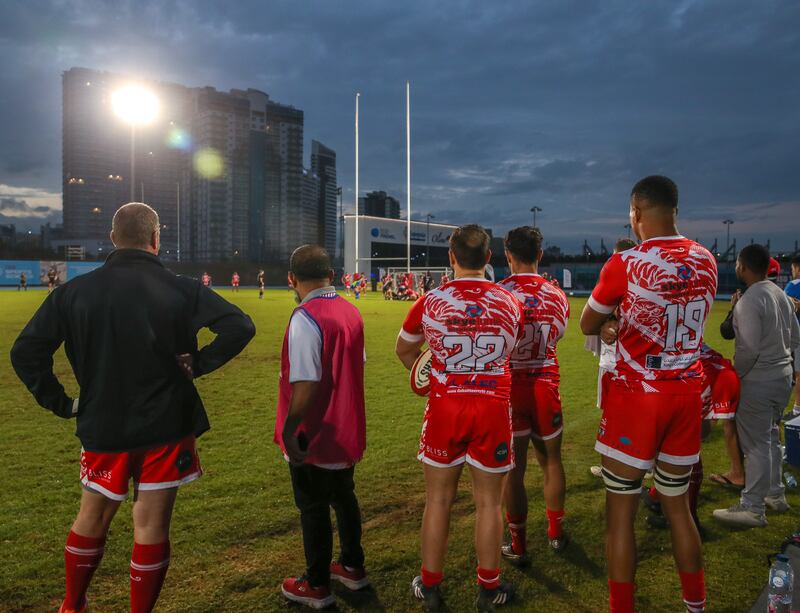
(410, 348, 433, 396)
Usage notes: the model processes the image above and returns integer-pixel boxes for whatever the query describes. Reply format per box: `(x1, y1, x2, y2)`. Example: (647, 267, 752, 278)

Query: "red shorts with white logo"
(80, 435, 202, 501)
(702, 367, 739, 420)
(595, 379, 702, 470)
(510, 376, 563, 440)
(418, 395, 513, 473)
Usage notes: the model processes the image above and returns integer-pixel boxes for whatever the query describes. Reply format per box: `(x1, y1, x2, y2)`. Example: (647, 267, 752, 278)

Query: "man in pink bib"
(275, 244, 369, 609)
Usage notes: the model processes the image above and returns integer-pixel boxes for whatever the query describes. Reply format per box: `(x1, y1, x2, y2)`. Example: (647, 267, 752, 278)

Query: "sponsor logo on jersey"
(676, 265, 693, 280)
(524, 296, 540, 308)
(465, 304, 484, 318)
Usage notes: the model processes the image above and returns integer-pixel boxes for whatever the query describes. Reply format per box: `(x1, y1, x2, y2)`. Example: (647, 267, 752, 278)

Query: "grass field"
(0, 288, 794, 612)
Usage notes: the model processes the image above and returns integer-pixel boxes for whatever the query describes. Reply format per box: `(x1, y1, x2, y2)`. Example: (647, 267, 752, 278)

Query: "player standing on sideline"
(642, 344, 740, 532)
(396, 225, 523, 612)
(231, 271, 240, 293)
(583, 238, 636, 479)
(258, 269, 265, 299)
(276, 245, 369, 609)
(19, 271, 27, 291)
(10, 203, 255, 613)
(498, 226, 571, 565)
(785, 255, 800, 417)
(201, 271, 211, 287)
(580, 176, 717, 613)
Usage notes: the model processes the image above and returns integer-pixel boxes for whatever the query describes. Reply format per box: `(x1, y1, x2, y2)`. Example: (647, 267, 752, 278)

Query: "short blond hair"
(112, 202, 159, 249)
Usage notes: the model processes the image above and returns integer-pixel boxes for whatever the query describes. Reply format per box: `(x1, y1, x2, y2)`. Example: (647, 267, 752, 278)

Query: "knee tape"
(601, 467, 643, 495)
(653, 466, 691, 497)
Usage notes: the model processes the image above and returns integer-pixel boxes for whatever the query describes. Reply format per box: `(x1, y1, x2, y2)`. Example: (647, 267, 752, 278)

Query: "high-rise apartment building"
(311, 140, 338, 257)
(62, 67, 334, 263)
(358, 190, 401, 219)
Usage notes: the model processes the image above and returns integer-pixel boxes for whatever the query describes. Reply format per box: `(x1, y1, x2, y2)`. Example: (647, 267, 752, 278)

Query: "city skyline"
(0, 1, 798, 252)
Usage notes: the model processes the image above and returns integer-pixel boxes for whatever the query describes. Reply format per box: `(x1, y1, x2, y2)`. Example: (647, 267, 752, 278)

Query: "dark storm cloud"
(0, 0, 798, 250)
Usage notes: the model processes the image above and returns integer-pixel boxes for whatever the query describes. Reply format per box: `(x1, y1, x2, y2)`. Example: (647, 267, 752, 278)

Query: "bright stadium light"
(111, 85, 159, 126)
(111, 85, 160, 201)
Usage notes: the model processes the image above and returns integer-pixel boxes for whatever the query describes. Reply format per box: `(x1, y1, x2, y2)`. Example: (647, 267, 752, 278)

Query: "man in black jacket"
(10, 202, 255, 613)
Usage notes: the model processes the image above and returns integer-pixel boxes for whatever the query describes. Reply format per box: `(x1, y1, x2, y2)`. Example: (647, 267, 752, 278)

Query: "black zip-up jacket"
(10, 249, 256, 452)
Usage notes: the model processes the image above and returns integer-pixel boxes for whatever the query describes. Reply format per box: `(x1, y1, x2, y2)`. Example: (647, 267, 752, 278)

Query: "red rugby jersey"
(589, 236, 718, 387)
(400, 277, 523, 399)
(499, 273, 570, 380)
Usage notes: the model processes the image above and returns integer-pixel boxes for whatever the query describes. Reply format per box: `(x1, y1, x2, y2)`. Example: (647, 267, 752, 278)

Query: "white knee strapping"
(653, 466, 691, 497)
(601, 467, 643, 495)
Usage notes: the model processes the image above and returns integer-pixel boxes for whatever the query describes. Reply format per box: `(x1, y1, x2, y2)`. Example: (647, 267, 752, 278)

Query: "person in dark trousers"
(713, 244, 800, 528)
(18, 271, 27, 291)
(10, 202, 255, 613)
(275, 244, 369, 609)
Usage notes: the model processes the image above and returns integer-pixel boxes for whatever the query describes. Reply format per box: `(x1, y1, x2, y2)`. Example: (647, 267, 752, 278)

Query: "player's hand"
(283, 430, 308, 465)
(730, 289, 742, 308)
(175, 353, 195, 380)
(600, 319, 618, 345)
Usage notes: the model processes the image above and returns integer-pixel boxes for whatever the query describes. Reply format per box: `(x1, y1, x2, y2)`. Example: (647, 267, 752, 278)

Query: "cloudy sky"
(0, 0, 798, 251)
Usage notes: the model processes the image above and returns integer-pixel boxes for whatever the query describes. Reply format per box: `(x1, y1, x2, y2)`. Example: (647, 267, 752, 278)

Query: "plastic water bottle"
(768, 554, 793, 613)
(785, 473, 798, 489)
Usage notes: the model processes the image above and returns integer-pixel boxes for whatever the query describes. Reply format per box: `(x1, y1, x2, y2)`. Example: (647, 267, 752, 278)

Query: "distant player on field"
(10, 203, 255, 613)
(580, 176, 717, 613)
(201, 271, 211, 287)
(19, 271, 27, 291)
(48, 267, 58, 292)
(396, 225, 523, 612)
(498, 226, 571, 565)
(231, 271, 240, 292)
(258, 269, 265, 299)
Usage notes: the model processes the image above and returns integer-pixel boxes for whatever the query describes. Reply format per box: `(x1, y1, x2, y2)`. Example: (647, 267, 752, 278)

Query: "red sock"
(648, 485, 659, 502)
(689, 458, 703, 527)
(476, 566, 501, 590)
(679, 569, 706, 612)
(130, 541, 170, 613)
(505, 512, 527, 554)
(63, 531, 105, 610)
(608, 579, 635, 613)
(546, 508, 565, 540)
(420, 565, 443, 588)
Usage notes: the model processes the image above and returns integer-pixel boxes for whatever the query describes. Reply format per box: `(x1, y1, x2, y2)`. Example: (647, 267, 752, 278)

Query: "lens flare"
(193, 148, 224, 179)
(166, 127, 191, 151)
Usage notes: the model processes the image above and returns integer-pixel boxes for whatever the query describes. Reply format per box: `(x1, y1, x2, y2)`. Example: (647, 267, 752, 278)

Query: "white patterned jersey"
(400, 277, 524, 399)
(498, 274, 570, 380)
(588, 236, 718, 388)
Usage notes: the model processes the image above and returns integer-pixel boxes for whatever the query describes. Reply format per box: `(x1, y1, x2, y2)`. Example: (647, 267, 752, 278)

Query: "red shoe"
(59, 599, 87, 613)
(330, 561, 370, 590)
(281, 576, 335, 609)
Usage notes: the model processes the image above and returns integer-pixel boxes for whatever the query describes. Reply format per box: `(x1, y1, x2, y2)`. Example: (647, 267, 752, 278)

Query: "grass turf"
(0, 288, 794, 612)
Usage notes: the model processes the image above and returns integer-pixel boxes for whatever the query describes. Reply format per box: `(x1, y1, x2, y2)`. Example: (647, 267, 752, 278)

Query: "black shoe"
(500, 543, 530, 567)
(411, 575, 442, 611)
(646, 513, 669, 529)
(549, 532, 569, 552)
(475, 581, 514, 612)
(640, 489, 661, 515)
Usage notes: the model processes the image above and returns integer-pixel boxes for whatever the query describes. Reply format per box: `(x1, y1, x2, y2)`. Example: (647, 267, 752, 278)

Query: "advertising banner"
(0, 260, 39, 286)
(66, 262, 102, 280)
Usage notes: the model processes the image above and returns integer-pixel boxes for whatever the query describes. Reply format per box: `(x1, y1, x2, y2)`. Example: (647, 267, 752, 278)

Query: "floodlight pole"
(176, 181, 181, 262)
(355, 92, 360, 275)
(723, 219, 734, 256)
(129, 124, 136, 202)
(406, 81, 411, 273)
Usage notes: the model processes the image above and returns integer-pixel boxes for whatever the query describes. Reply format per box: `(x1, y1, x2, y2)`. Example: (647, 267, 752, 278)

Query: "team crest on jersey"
(524, 296, 540, 308)
(676, 265, 693, 280)
(465, 304, 484, 318)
